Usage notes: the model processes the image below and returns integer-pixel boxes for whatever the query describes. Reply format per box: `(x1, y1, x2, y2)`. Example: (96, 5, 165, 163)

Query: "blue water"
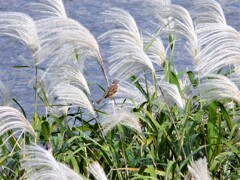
(0, 0, 239, 118)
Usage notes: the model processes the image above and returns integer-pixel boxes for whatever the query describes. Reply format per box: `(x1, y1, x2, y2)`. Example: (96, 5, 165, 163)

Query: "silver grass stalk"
(108, 45, 154, 79)
(147, 4, 199, 58)
(195, 24, 240, 76)
(36, 17, 102, 66)
(43, 62, 90, 94)
(191, 0, 226, 25)
(53, 84, 95, 116)
(0, 106, 35, 137)
(99, 8, 154, 79)
(144, 33, 166, 67)
(145, 0, 171, 5)
(0, 12, 39, 60)
(99, 8, 143, 48)
(0, 81, 12, 106)
(100, 107, 142, 136)
(198, 74, 240, 103)
(185, 157, 211, 180)
(21, 143, 84, 180)
(116, 81, 147, 106)
(159, 81, 185, 109)
(88, 162, 108, 180)
(28, 0, 67, 19)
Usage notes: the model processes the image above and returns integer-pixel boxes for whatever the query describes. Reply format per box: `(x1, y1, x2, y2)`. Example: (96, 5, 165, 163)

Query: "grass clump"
(0, 0, 240, 179)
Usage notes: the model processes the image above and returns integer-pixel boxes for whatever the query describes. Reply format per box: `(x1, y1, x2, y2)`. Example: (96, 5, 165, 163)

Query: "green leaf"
(165, 161, 174, 180)
(41, 121, 50, 142)
(70, 156, 80, 174)
(224, 141, 240, 158)
(130, 75, 148, 99)
(187, 71, 197, 87)
(207, 101, 219, 164)
(218, 102, 233, 131)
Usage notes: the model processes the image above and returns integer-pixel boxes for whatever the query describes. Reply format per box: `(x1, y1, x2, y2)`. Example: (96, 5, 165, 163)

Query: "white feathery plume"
(36, 17, 102, 68)
(108, 45, 154, 79)
(198, 74, 240, 103)
(185, 157, 211, 180)
(52, 84, 95, 116)
(0, 81, 12, 106)
(194, 24, 240, 76)
(145, 0, 171, 5)
(99, 8, 143, 48)
(99, 8, 154, 79)
(159, 81, 185, 109)
(21, 143, 84, 180)
(191, 0, 226, 25)
(100, 107, 142, 136)
(147, 4, 199, 58)
(88, 161, 108, 180)
(43, 62, 90, 94)
(28, 0, 67, 19)
(0, 12, 39, 60)
(117, 81, 147, 106)
(144, 32, 166, 67)
(0, 106, 35, 138)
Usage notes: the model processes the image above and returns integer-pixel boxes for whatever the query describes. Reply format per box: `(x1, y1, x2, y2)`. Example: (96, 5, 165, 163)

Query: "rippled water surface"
(0, 0, 239, 117)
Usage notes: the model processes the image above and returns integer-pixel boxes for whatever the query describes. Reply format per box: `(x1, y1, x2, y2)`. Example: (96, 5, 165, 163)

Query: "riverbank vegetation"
(0, 0, 240, 179)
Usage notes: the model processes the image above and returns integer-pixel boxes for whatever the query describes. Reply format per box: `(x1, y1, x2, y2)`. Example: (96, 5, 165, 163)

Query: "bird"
(97, 79, 119, 104)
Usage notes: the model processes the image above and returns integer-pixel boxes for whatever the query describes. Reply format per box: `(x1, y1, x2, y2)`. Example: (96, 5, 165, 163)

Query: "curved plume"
(159, 81, 185, 109)
(191, 0, 226, 25)
(147, 3, 199, 58)
(43, 62, 90, 94)
(37, 17, 102, 67)
(99, 8, 154, 79)
(198, 74, 240, 103)
(0, 12, 39, 60)
(186, 157, 211, 180)
(0, 106, 35, 138)
(100, 7, 143, 48)
(51, 84, 95, 116)
(144, 32, 166, 67)
(195, 24, 240, 76)
(88, 162, 108, 180)
(117, 80, 147, 106)
(0, 81, 12, 106)
(100, 107, 142, 136)
(28, 0, 67, 19)
(21, 143, 84, 180)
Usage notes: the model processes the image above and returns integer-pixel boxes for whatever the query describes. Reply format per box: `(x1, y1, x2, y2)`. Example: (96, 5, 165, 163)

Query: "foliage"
(0, 0, 240, 179)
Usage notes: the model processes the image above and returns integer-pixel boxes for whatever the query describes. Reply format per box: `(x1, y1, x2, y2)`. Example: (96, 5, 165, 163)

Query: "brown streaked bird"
(97, 79, 119, 104)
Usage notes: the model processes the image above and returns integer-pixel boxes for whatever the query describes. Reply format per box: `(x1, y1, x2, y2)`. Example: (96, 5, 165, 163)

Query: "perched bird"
(97, 79, 119, 104)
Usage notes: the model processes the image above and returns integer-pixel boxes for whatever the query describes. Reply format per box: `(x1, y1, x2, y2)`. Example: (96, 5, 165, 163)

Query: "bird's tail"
(97, 97, 104, 104)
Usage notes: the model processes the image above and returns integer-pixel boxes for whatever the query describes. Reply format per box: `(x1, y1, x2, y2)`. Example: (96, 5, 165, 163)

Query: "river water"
(0, 0, 239, 118)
